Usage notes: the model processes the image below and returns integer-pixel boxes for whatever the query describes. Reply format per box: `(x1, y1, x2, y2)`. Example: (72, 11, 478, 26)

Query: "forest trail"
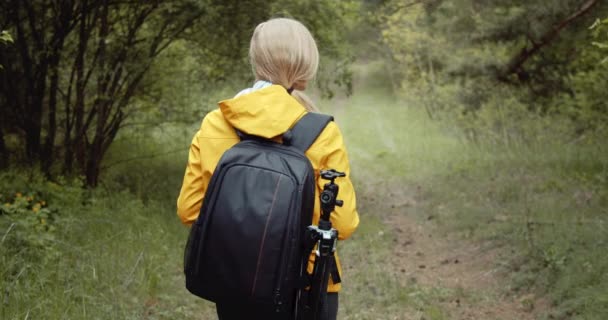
(355, 178, 546, 320)
(325, 66, 548, 319)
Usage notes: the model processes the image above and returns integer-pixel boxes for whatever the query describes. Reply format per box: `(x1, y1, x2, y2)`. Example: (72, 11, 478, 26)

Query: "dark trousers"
(216, 293, 339, 320)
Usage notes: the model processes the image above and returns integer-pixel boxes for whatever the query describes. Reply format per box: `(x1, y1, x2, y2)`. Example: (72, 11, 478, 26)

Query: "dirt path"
(356, 177, 547, 320)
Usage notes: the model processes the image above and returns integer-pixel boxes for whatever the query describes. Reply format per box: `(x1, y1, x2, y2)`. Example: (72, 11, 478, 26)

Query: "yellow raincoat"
(177, 85, 359, 292)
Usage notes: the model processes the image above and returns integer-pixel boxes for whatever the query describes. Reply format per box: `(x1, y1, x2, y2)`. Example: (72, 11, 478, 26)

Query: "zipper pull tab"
(274, 291, 282, 312)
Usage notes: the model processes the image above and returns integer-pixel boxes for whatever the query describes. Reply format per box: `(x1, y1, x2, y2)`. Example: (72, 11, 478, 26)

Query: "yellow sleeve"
(318, 123, 360, 240)
(176, 130, 205, 225)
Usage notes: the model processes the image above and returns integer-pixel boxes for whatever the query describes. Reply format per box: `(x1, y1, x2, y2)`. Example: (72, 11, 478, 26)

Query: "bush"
(1, 191, 55, 248)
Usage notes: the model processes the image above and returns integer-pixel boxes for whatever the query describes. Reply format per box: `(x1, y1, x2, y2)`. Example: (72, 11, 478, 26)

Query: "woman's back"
(176, 17, 359, 320)
(177, 85, 358, 291)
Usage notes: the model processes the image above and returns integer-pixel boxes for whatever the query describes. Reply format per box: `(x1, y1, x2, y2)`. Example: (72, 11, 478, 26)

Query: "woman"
(177, 17, 359, 320)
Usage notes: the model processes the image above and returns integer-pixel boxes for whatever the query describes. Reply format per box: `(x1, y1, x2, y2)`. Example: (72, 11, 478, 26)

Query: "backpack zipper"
(251, 174, 284, 296)
(272, 194, 298, 312)
(271, 169, 314, 313)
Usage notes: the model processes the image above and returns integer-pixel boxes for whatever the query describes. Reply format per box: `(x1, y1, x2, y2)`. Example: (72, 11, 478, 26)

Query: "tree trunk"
(0, 127, 6, 169)
(71, 0, 90, 174)
(42, 51, 61, 175)
(12, 0, 40, 162)
(24, 75, 46, 161)
(43, 0, 74, 175)
(85, 0, 109, 187)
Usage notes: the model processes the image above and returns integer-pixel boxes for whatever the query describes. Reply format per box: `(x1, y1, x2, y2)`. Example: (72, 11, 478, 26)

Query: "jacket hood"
(218, 85, 306, 139)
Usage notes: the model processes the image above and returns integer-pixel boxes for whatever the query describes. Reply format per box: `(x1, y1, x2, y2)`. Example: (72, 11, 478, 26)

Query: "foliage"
(0, 170, 83, 253)
(0, 30, 12, 44)
(0, 169, 210, 319)
(379, 0, 608, 138)
(0, 0, 358, 186)
(0, 191, 55, 249)
(0, 0, 206, 186)
(591, 17, 608, 63)
(0, 30, 12, 71)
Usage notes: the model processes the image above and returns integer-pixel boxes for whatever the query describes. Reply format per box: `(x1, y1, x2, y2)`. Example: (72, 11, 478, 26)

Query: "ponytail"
(291, 90, 318, 112)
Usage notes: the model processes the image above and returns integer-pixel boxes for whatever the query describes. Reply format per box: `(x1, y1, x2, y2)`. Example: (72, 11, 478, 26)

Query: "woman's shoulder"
(196, 109, 237, 139)
(308, 118, 346, 153)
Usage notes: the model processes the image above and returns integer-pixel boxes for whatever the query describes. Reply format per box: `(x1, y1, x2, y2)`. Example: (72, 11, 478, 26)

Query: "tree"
(0, 0, 205, 185)
(0, 0, 358, 186)
(379, 0, 608, 128)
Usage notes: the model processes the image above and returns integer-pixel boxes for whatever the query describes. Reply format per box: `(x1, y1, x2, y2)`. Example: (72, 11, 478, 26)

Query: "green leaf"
(592, 41, 608, 49)
(589, 18, 601, 30)
(0, 30, 13, 43)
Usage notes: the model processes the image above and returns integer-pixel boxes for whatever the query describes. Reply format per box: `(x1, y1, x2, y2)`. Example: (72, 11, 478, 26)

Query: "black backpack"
(184, 112, 333, 316)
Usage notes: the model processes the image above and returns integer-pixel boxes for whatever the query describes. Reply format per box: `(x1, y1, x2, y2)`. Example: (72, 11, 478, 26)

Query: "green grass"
(0, 171, 214, 319)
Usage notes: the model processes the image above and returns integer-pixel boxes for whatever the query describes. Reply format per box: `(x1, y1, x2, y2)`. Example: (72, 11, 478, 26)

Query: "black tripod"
(300, 169, 345, 320)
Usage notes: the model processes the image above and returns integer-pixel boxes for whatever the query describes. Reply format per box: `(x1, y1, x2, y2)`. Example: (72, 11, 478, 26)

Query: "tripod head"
(320, 169, 346, 183)
(319, 169, 345, 224)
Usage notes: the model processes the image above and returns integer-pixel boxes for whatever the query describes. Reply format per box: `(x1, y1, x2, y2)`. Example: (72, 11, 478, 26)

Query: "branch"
(501, 0, 600, 80)
(149, 10, 205, 57)
(22, 0, 45, 50)
(383, 0, 436, 17)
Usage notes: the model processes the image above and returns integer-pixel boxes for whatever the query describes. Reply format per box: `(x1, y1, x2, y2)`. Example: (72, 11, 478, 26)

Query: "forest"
(1, 0, 607, 319)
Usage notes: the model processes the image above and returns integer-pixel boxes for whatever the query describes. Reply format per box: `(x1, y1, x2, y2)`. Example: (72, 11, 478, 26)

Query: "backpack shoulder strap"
(287, 112, 334, 152)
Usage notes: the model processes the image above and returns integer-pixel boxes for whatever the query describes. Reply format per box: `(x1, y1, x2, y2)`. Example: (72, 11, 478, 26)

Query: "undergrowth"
(0, 170, 212, 319)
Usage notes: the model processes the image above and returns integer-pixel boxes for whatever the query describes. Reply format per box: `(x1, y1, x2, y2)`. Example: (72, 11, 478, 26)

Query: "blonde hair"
(249, 18, 319, 111)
